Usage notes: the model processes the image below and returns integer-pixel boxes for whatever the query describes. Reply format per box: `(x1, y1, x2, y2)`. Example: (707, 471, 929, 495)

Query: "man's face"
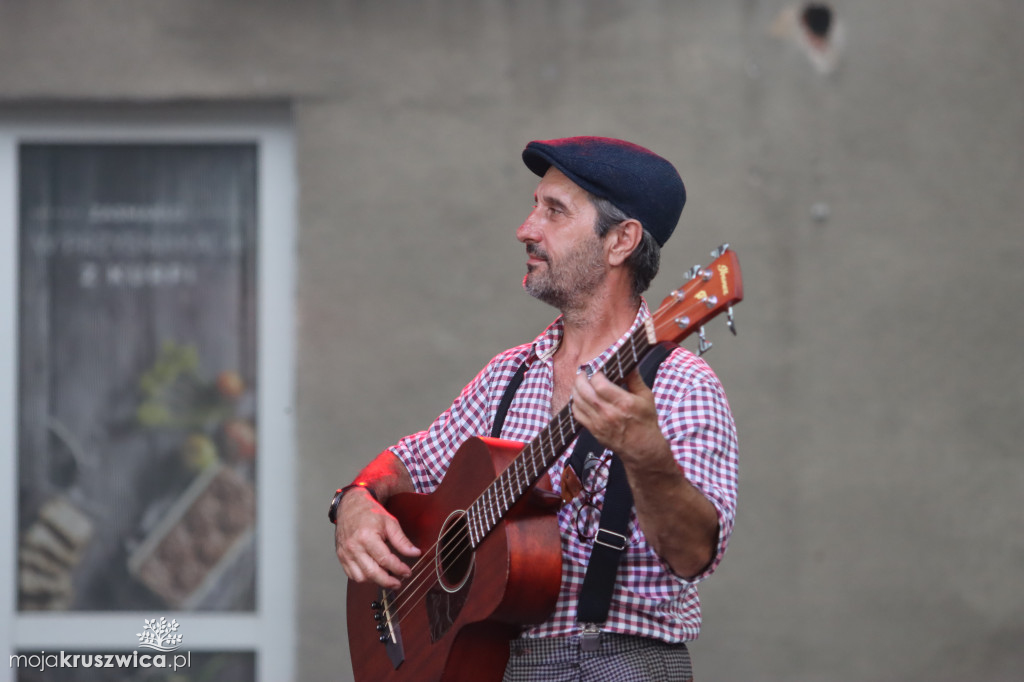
(516, 168, 607, 311)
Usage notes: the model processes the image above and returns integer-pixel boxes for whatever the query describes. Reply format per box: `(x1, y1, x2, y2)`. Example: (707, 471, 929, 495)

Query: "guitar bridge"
(371, 589, 405, 670)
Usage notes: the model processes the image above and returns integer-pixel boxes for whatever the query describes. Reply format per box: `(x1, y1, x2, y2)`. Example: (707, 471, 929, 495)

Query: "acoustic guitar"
(347, 245, 744, 682)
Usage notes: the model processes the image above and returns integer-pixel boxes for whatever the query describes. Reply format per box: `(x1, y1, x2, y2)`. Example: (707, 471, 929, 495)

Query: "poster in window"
(17, 144, 258, 612)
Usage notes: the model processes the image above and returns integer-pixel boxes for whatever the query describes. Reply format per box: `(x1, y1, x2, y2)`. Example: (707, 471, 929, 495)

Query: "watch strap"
(328, 483, 379, 525)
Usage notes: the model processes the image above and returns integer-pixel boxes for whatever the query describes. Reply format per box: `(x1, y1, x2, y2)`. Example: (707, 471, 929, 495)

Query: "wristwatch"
(328, 483, 379, 525)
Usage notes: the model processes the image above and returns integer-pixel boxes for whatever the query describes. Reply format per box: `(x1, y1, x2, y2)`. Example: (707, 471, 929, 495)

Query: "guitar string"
(376, 405, 567, 621)
(374, 292, 706, 632)
(381, 423, 562, 628)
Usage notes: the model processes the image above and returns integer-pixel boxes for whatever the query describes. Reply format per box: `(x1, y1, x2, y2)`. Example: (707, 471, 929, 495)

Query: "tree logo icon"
(136, 617, 184, 652)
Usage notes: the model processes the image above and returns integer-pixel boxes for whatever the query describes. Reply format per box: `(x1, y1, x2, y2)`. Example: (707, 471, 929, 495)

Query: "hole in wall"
(801, 3, 833, 43)
(771, 2, 845, 75)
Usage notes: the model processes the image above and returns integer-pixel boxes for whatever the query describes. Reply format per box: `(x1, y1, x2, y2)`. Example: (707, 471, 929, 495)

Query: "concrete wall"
(2, 1, 1022, 680)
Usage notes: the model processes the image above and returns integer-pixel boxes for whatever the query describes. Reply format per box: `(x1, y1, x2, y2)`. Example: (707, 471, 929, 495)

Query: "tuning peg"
(688, 267, 713, 282)
(727, 306, 737, 335)
(711, 243, 730, 258)
(697, 326, 713, 356)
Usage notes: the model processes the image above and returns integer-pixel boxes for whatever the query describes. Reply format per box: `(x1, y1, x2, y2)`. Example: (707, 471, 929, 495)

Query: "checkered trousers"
(389, 304, 739, 644)
(502, 633, 693, 682)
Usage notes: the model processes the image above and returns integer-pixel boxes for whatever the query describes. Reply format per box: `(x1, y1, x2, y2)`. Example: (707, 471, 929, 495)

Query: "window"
(0, 108, 296, 682)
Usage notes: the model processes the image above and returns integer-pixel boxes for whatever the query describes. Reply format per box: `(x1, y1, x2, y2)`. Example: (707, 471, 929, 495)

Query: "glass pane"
(17, 144, 258, 612)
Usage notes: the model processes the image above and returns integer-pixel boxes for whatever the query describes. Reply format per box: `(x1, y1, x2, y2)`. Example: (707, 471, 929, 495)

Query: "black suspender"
(491, 341, 678, 646)
(572, 340, 676, 648)
(491, 361, 528, 438)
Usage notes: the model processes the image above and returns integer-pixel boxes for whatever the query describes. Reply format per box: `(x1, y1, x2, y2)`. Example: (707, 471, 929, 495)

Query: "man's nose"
(516, 208, 540, 243)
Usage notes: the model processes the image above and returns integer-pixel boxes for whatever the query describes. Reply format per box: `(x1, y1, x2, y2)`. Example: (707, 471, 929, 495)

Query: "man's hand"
(570, 368, 665, 462)
(334, 487, 421, 591)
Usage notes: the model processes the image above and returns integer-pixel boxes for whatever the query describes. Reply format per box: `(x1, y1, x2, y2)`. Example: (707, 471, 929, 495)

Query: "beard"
(522, 233, 607, 311)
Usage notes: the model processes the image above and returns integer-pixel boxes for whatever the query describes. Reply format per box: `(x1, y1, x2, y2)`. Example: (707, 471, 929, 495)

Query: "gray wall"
(2, 1, 1022, 680)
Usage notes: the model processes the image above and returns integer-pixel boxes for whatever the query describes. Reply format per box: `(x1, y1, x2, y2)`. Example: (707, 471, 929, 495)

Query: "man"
(333, 136, 738, 681)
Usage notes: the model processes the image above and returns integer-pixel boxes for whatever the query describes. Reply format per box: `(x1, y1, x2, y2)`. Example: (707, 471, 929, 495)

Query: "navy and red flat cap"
(522, 136, 686, 247)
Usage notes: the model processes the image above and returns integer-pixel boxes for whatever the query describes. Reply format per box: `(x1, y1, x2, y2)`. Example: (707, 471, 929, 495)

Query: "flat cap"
(522, 136, 685, 247)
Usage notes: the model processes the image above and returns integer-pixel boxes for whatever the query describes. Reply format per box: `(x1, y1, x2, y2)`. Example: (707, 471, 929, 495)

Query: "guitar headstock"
(650, 244, 744, 354)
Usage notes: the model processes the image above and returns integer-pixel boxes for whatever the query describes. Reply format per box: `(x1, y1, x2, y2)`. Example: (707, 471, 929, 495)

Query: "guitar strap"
(492, 341, 678, 649)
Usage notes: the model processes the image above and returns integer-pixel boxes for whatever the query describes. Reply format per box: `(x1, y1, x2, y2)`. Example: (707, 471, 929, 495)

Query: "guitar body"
(347, 436, 563, 682)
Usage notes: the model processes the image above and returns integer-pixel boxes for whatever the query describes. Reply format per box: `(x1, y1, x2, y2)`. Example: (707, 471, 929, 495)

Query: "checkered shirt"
(389, 302, 739, 643)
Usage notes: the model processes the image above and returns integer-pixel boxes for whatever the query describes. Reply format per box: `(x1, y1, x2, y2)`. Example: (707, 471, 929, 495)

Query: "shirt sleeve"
(654, 353, 740, 583)
(387, 359, 500, 493)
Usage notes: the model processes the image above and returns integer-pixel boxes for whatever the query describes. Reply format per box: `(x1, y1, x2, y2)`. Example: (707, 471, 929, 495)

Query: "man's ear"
(606, 219, 644, 266)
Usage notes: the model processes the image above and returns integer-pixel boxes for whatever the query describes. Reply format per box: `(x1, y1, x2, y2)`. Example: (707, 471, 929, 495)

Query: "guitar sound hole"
(436, 511, 474, 592)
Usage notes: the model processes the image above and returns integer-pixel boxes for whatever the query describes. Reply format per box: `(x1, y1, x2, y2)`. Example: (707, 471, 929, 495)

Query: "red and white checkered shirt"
(389, 302, 739, 643)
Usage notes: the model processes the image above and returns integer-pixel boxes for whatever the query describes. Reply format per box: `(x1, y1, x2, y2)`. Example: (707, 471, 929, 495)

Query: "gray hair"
(590, 195, 661, 299)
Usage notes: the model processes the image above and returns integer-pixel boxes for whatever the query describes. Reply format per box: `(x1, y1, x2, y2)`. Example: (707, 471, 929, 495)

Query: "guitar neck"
(465, 322, 655, 546)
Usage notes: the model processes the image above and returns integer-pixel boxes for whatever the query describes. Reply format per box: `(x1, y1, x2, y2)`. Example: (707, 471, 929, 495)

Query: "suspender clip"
(580, 623, 602, 652)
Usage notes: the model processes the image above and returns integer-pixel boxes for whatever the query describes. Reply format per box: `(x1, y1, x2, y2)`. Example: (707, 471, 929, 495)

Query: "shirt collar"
(528, 299, 651, 374)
